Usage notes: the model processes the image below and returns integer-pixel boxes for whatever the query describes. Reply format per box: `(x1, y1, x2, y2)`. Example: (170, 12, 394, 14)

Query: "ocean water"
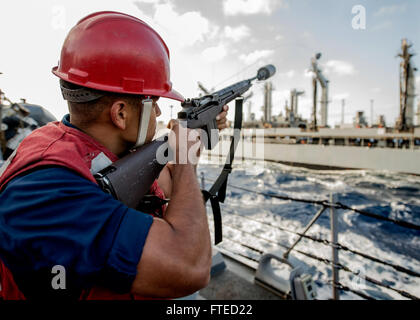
(197, 159, 420, 300)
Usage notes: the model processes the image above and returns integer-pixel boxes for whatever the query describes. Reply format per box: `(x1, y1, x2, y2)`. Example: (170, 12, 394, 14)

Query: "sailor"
(0, 11, 229, 300)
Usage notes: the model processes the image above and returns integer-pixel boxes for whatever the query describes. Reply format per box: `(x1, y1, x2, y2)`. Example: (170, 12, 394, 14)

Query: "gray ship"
(204, 39, 420, 175)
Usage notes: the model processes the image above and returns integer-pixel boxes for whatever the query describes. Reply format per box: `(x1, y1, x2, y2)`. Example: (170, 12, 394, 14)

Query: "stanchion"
(330, 192, 340, 300)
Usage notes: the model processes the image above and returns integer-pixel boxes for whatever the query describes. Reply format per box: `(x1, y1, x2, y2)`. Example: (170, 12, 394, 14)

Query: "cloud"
(372, 21, 393, 31)
(134, 0, 164, 4)
(155, 4, 212, 46)
(278, 70, 295, 79)
(374, 4, 407, 17)
(302, 31, 312, 38)
(135, 2, 218, 48)
(239, 49, 274, 65)
(223, 0, 283, 16)
(303, 69, 314, 78)
(370, 4, 406, 31)
(416, 76, 420, 93)
(201, 44, 228, 62)
(224, 25, 251, 42)
(324, 60, 356, 76)
(272, 89, 290, 107)
(333, 93, 350, 101)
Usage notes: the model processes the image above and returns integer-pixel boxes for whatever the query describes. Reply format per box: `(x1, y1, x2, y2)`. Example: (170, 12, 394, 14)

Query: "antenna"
(170, 105, 174, 119)
(396, 38, 416, 131)
(370, 99, 374, 127)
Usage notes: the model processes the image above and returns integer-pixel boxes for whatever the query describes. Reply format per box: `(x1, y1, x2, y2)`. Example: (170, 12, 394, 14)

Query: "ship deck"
(198, 250, 283, 300)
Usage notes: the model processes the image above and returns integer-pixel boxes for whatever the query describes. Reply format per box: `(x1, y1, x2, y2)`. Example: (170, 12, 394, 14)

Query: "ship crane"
(396, 39, 416, 132)
(310, 53, 329, 130)
(289, 89, 304, 126)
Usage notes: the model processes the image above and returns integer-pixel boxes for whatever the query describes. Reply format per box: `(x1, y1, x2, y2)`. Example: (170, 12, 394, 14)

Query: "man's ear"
(109, 100, 129, 130)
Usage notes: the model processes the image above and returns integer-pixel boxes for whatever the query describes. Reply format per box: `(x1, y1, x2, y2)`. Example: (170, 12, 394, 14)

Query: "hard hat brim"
(52, 67, 185, 103)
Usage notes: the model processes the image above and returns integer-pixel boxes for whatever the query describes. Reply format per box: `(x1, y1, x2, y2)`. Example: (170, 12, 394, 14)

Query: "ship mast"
(310, 53, 329, 130)
(396, 39, 416, 132)
(290, 89, 304, 118)
(263, 81, 273, 124)
(311, 74, 318, 130)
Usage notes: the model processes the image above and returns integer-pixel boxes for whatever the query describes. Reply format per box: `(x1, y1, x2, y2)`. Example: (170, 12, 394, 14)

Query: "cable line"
(220, 206, 420, 278)
(328, 280, 375, 300)
(204, 176, 420, 231)
(336, 201, 420, 231)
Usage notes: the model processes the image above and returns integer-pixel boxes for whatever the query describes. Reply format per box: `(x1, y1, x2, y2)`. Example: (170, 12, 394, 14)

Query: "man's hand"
(216, 105, 229, 130)
(167, 119, 201, 165)
(157, 105, 230, 197)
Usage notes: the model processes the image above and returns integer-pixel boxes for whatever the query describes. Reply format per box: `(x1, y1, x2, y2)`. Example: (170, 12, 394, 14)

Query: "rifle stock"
(95, 138, 169, 210)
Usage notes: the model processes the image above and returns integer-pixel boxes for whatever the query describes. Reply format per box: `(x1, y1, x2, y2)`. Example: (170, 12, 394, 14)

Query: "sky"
(0, 0, 419, 127)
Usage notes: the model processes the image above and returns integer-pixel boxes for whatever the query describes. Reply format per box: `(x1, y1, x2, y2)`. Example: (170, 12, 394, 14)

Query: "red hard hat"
(52, 11, 184, 102)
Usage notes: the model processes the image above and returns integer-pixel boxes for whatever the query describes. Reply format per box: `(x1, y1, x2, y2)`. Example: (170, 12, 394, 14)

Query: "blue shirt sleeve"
(0, 166, 153, 297)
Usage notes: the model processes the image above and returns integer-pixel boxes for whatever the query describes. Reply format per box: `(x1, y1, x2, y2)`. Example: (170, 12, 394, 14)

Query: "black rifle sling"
(136, 195, 169, 218)
(203, 98, 243, 245)
(202, 190, 222, 245)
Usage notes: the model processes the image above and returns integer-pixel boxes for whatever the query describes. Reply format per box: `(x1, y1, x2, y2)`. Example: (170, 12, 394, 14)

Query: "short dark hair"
(60, 80, 142, 127)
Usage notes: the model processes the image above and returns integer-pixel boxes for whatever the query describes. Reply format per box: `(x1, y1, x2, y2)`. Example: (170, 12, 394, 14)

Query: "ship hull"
(204, 140, 420, 175)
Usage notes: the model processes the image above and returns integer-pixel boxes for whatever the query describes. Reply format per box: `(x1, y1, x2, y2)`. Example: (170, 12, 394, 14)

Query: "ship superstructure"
(205, 39, 420, 175)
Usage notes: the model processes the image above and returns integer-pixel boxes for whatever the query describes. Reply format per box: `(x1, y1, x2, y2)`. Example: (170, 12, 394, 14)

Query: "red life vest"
(0, 121, 166, 300)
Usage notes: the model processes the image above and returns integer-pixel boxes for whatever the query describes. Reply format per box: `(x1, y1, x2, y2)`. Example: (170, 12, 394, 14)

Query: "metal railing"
(201, 173, 420, 300)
